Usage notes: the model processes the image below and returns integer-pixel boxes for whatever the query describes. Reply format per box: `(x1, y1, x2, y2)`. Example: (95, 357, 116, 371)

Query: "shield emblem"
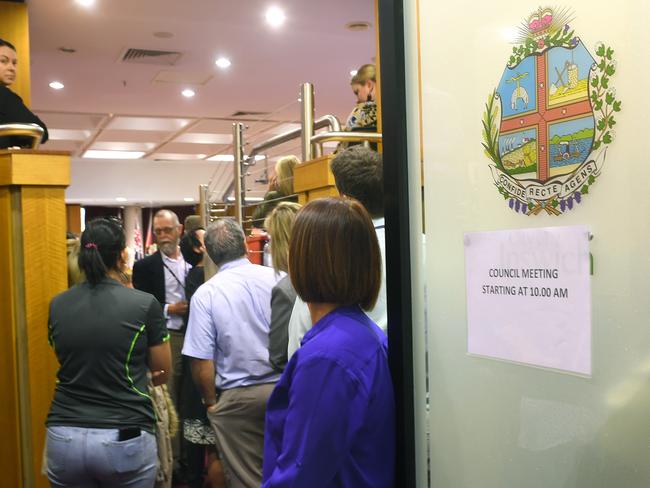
(483, 9, 621, 215)
(496, 41, 596, 183)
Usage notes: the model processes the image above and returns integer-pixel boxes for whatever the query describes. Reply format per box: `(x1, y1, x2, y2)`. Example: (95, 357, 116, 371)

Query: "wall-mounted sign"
(464, 225, 591, 375)
(482, 7, 621, 215)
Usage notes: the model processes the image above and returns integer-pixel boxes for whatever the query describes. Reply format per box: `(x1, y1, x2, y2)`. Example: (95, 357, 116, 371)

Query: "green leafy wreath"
(481, 89, 503, 171)
(590, 43, 621, 151)
(508, 27, 576, 68)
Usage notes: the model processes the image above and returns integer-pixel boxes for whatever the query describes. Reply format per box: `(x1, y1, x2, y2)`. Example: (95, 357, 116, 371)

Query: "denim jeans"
(46, 426, 158, 488)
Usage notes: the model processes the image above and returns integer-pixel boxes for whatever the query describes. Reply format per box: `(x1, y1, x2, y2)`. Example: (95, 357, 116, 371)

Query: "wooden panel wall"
(0, 1, 31, 104)
(0, 151, 69, 487)
(66, 204, 82, 235)
(22, 186, 66, 487)
(0, 187, 23, 488)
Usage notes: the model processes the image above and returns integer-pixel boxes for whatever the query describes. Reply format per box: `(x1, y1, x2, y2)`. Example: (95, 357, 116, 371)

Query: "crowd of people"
(46, 146, 395, 488)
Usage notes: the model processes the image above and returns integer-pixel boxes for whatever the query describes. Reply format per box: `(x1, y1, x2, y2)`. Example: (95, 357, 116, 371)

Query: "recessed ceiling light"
(215, 57, 231, 69)
(115, 197, 128, 202)
(183, 197, 195, 202)
(350, 70, 358, 76)
(76, 0, 95, 7)
(153, 31, 174, 39)
(83, 150, 145, 159)
(182, 88, 196, 98)
(265, 6, 286, 28)
(49, 81, 65, 90)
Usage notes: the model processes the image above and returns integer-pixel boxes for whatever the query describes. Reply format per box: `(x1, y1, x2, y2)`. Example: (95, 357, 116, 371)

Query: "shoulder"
(133, 252, 161, 270)
(254, 263, 280, 281)
(50, 285, 79, 309)
(124, 286, 161, 306)
(0, 85, 20, 101)
(272, 274, 293, 293)
(304, 309, 385, 361)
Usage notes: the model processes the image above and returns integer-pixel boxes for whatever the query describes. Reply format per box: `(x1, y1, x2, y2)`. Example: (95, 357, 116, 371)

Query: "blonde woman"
(265, 202, 301, 371)
(347, 64, 377, 131)
(252, 155, 300, 227)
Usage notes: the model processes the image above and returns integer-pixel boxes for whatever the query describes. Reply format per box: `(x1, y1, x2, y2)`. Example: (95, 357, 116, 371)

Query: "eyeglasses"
(153, 226, 178, 236)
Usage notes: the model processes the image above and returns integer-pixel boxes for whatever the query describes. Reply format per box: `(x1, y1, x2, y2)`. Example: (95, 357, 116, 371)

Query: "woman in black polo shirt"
(46, 218, 171, 487)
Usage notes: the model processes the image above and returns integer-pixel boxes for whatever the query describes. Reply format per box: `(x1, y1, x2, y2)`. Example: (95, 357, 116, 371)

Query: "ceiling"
(24, 0, 375, 205)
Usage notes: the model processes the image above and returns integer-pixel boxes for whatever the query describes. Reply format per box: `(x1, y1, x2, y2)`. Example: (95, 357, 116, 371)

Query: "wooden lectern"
(293, 154, 339, 204)
(0, 150, 70, 488)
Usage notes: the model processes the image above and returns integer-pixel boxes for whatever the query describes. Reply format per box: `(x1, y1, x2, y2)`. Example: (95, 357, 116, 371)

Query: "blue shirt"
(262, 305, 395, 488)
(182, 257, 281, 389)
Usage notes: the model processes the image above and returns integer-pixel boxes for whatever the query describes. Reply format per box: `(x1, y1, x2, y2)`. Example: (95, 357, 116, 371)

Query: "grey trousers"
(167, 330, 185, 467)
(207, 383, 276, 488)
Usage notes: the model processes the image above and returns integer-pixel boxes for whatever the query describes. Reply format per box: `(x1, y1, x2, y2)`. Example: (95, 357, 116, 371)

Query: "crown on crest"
(513, 6, 575, 44)
(527, 8, 554, 37)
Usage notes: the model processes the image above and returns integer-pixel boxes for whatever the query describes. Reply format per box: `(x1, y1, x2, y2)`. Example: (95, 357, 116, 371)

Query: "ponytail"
(78, 218, 125, 286)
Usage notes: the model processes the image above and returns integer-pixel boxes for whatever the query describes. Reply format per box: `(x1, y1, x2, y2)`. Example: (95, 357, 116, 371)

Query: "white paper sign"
(464, 225, 591, 375)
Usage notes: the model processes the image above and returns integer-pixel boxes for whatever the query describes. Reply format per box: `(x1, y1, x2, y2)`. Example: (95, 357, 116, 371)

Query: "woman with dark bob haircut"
(261, 197, 395, 487)
(46, 218, 171, 487)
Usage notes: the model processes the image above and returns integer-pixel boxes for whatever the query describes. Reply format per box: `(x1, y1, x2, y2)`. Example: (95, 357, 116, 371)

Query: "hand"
(151, 369, 166, 381)
(206, 403, 219, 414)
(168, 301, 188, 316)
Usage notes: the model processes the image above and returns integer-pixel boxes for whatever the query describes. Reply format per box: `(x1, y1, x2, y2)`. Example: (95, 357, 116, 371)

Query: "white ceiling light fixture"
(115, 197, 128, 202)
(350, 70, 358, 77)
(49, 81, 65, 90)
(181, 88, 196, 98)
(183, 197, 195, 202)
(215, 57, 232, 69)
(265, 6, 286, 28)
(76, 0, 95, 7)
(83, 150, 145, 159)
(207, 154, 235, 162)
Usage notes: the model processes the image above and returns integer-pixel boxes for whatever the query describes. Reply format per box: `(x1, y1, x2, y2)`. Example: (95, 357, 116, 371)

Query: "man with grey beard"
(133, 209, 189, 481)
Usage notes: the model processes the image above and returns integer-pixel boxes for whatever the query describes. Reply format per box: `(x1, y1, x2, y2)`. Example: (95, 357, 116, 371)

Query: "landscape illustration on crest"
(482, 6, 621, 215)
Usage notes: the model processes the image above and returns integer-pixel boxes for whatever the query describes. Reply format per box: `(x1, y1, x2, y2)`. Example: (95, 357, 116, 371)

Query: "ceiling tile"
(152, 70, 214, 85)
(174, 133, 232, 144)
(37, 112, 106, 130)
(96, 129, 170, 143)
(48, 129, 93, 141)
(107, 116, 194, 131)
(83, 150, 145, 159)
(41, 140, 82, 151)
(157, 142, 222, 154)
(151, 153, 208, 161)
(269, 123, 301, 134)
(190, 119, 241, 133)
(91, 141, 157, 151)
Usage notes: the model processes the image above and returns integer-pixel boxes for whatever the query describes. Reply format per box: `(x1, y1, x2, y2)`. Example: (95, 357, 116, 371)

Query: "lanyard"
(161, 259, 188, 292)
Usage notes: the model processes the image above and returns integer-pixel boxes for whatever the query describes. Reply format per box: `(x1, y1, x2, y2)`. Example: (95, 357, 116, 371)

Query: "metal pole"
(199, 184, 209, 228)
(300, 82, 315, 162)
(232, 122, 245, 225)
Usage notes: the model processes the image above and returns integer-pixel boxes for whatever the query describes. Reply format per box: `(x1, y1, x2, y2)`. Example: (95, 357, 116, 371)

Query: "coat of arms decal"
(483, 7, 621, 215)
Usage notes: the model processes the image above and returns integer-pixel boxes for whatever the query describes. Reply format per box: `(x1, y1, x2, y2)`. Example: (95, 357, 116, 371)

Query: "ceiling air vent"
(120, 48, 183, 66)
(230, 110, 270, 118)
(345, 21, 372, 32)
